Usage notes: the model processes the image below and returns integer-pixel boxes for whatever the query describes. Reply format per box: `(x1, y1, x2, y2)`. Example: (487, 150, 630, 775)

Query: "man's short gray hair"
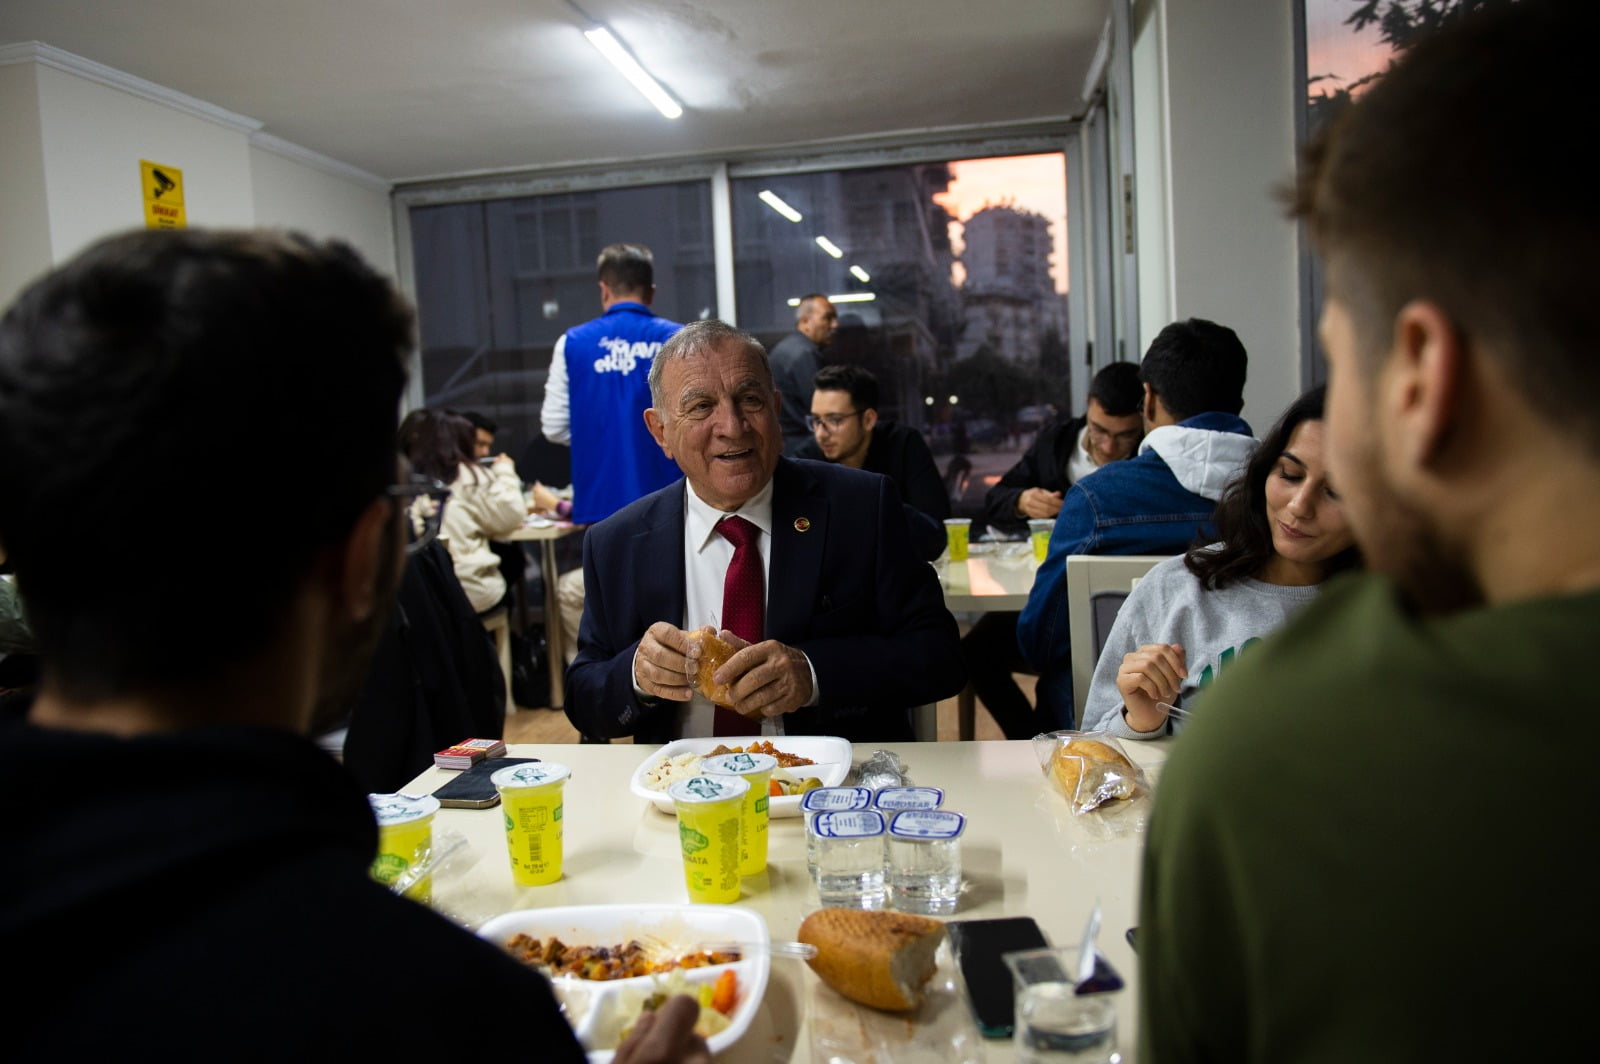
(648, 320, 772, 410)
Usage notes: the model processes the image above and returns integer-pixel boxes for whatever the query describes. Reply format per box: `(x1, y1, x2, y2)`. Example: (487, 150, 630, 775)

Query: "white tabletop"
(403, 738, 1168, 1063)
(935, 541, 1041, 613)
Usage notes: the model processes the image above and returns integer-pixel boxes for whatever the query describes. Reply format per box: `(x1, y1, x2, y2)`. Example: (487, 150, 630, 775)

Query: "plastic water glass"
(808, 808, 887, 908)
(368, 793, 439, 903)
(874, 786, 944, 813)
(801, 786, 873, 877)
(886, 809, 964, 914)
(1004, 947, 1121, 1064)
(492, 761, 571, 886)
(1028, 518, 1054, 563)
(669, 774, 749, 904)
(702, 751, 775, 877)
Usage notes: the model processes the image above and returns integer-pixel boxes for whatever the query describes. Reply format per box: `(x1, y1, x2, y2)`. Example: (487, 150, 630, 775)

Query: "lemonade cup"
(944, 517, 972, 561)
(368, 793, 440, 903)
(1028, 518, 1054, 563)
(492, 761, 571, 887)
(702, 751, 776, 877)
(668, 774, 750, 904)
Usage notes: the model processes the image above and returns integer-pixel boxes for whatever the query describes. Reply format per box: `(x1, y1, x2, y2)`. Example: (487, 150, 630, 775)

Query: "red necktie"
(713, 515, 763, 735)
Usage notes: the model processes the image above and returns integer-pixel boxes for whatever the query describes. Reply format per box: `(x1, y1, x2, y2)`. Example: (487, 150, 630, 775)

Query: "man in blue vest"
(540, 243, 684, 526)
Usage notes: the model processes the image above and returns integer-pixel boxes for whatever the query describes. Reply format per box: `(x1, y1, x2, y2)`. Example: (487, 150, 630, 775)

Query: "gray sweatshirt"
(1081, 550, 1321, 739)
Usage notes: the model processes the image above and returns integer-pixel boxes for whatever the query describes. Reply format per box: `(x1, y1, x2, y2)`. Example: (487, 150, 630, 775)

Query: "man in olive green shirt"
(1139, 4, 1600, 1060)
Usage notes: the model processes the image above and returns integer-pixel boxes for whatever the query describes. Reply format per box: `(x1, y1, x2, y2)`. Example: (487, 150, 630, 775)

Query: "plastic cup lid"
(368, 792, 439, 826)
(701, 752, 777, 776)
(800, 786, 873, 813)
(668, 774, 751, 804)
(810, 809, 887, 838)
(490, 761, 572, 789)
(888, 809, 966, 840)
(874, 786, 945, 811)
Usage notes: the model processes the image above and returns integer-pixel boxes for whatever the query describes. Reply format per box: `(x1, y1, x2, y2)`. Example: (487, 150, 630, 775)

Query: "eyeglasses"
(1085, 422, 1143, 449)
(386, 475, 452, 554)
(806, 411, 864, 434)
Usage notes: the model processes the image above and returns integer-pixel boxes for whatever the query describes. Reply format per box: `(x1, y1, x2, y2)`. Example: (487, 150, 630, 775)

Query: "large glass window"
(731, 153, 1067, 522)
(409, 181, 715, 484)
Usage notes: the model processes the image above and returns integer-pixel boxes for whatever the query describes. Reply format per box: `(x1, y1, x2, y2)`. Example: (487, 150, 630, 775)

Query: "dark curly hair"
(1184, 385, 1360, 589)
(399, 407, 476, 485)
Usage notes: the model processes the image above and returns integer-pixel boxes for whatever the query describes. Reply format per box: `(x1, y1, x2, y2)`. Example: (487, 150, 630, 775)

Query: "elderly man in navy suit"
(565, 319, 964, 743)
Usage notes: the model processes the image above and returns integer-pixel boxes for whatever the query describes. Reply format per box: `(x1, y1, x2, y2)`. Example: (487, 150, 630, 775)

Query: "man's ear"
(1386, 299, 1462, 470)
(1141, 382, 1158, 427)
(335, 497, 395, 622)
(644, 407, 671, 457)
(862, 408, 879, 434)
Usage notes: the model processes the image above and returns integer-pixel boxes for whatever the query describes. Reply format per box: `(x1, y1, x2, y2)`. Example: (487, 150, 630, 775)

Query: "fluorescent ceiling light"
(849, 265, 871, 283)
(786, 292, 876, 306)
(758, 190, 803, 222)
(583, 26, 683, 119)
(814, 236, 844, 258)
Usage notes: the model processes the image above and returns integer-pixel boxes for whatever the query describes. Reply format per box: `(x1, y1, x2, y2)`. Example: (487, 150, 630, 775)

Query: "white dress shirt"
(631, 477, 819, 736)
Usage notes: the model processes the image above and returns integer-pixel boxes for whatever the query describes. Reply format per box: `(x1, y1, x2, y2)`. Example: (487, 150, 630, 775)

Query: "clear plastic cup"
(368, 792, 440, 903)
(669, 774, 750, 904)
(800, 786, 874, 878)
(1028, 518, 1054, 563)
(1004, 947, 1121, 1064)
(702, 751, 776, 877)
(886, 809, 965, 915)
(491, 761, 571, 886)
(808, 808, 888, 908)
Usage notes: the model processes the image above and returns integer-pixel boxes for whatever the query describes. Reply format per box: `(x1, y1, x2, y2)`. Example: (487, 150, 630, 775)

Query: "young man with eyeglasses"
(798, 363, 949, 560)
(0, 229, 709, 1063)
(962, 361, 1147, 738)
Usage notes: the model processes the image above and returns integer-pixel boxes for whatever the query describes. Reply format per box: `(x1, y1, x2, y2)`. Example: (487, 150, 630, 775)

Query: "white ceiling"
(0, 0, 1110, 185)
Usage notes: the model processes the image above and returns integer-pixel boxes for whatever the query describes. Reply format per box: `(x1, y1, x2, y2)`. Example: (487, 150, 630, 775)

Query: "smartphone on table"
(947, 916, 1051, 1038)
(430, 756, 539, 808)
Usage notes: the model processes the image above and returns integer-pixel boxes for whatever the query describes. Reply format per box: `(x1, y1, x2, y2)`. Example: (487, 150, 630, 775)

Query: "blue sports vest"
(562, 302, 683, 524)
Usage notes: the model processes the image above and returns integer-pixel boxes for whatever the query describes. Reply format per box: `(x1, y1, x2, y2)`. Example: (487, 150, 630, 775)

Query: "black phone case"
(431, 756, 539, 808)
(947, 916, 1051, 1038)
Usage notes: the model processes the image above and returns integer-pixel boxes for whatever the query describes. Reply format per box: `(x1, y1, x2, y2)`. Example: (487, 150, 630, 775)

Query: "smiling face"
(644, 339, 782, 511)
(1260, 419, 1356, 584)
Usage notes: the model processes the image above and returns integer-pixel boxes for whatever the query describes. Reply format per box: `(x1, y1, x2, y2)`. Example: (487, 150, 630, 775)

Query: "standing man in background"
(541, 243, 683, 526)
(769, 293, 838, 456)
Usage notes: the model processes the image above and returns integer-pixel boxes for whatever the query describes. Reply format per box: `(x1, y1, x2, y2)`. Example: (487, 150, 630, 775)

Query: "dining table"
(403, 736, 1169, 1063)
(933, 540, 1043, 740)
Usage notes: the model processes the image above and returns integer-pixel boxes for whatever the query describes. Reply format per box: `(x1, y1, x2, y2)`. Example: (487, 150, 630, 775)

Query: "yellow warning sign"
(140, 160, 186, 230)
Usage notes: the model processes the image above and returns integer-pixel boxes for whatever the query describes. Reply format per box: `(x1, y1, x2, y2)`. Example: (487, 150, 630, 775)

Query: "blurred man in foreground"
(1140, 3, 1599, 1059)
(0, 229, 705, 1062)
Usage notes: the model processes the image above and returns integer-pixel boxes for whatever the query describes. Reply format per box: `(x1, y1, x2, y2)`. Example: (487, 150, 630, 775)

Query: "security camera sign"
(140, 160, 186, 229)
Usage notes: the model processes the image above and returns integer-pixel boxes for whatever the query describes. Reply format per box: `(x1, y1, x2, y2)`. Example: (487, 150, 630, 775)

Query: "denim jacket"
(1016, 412, 1256, 722)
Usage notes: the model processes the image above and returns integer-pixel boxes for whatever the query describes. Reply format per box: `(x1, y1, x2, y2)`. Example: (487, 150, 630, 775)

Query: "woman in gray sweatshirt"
(1081, 387, 1360, 738)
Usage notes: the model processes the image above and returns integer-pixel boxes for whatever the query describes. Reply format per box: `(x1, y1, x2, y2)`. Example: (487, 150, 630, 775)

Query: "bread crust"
(798, 908, 946, 1012)
(688, 629, 738, 707)
(1051, 737, 1137, 806)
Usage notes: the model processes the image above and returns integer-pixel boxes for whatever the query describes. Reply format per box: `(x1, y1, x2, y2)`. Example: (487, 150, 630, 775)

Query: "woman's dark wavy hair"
(1184, 385, 1360, 589)
(398, 407, 475, 485)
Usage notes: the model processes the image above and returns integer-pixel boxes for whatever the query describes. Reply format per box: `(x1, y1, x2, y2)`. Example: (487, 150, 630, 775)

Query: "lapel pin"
(793, 517, 812, 532)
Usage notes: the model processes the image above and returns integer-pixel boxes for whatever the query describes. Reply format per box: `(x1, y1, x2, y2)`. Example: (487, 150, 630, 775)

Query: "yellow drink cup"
(944, 518, 972, 561)
(1028, 518, 1054, 563)
(668, 774, 750, 904)
(368, 793, 440, 904)
(703, 751, 776, 877)
(492, 761, 571, 887)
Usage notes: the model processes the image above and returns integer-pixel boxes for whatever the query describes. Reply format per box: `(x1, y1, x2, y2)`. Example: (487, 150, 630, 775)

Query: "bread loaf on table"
(797, 908, 946, 1012)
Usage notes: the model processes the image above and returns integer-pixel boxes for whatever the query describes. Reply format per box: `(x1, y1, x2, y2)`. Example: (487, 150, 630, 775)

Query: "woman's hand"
(1116, 643, 1186, 731)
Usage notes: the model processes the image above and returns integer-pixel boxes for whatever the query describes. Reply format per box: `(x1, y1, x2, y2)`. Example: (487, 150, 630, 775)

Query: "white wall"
(250, 139, 395, 276)
(0, 45, 395, 312)
(0, 62, 51, 306)
(1131, 0, 1301, 429)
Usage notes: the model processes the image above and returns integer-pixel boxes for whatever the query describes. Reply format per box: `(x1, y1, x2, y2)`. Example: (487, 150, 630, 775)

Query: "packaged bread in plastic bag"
(1032, 731, 1149, 814)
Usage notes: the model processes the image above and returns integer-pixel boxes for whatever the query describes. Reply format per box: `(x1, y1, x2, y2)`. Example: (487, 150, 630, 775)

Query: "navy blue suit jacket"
(565, 457, 965, 743)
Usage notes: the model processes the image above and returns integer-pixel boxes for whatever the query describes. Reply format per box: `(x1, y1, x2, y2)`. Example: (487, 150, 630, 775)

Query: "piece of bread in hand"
(687, 628, 739, 708)
(798, 908, 946, 1012)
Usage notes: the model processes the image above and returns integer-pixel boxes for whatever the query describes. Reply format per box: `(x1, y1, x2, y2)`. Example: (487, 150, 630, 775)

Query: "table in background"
(502, 520, 580, 709)
(406, 738, 1168, 1063)
(934, 541, 1042, 739)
